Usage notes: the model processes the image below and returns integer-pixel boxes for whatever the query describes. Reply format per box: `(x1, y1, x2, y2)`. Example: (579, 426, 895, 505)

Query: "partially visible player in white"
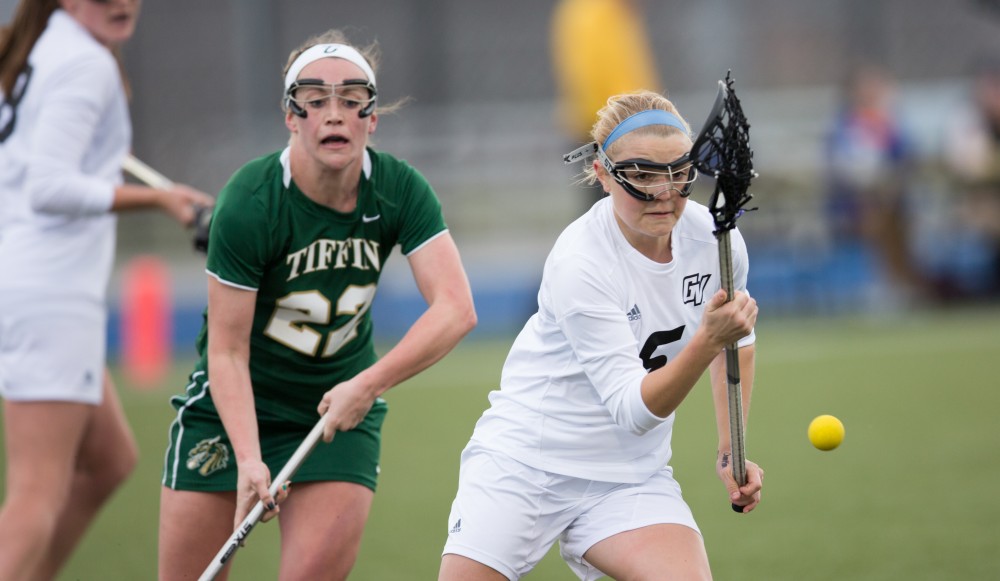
(0, 1, 211, 579)
(439, 90, 764, 581)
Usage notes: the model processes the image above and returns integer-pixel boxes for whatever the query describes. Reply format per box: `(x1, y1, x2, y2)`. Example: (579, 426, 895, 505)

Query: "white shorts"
(0, 306, 106, 404)
(441, 444, 700, 581)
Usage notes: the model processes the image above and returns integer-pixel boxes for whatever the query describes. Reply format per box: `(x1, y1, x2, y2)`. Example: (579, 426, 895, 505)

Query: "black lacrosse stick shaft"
(691, 72, 756, 511)
(718, 230, 747, 488)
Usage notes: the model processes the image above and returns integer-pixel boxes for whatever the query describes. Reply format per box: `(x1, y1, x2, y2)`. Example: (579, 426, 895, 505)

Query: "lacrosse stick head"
(691, 72, 757, 234)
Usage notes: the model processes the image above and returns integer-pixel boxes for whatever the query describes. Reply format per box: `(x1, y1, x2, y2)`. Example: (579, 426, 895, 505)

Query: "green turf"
(2, 306, 999, 580)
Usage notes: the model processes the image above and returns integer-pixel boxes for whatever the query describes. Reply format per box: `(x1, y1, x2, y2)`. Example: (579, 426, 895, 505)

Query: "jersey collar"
(279, 146, 372, 189)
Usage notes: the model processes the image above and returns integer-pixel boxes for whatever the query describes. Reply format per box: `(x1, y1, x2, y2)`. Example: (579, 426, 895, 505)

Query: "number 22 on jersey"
(264, 285, 376, 357)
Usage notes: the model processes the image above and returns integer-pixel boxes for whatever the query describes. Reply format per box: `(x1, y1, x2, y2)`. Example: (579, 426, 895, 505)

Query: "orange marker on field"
(120, 256, 173, 389)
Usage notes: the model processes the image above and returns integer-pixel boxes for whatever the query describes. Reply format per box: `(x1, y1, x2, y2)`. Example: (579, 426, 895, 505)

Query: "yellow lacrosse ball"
(808, 415, 845, 451)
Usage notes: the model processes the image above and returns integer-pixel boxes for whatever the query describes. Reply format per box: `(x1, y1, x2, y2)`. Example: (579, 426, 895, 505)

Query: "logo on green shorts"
(186, 435, 230, 477)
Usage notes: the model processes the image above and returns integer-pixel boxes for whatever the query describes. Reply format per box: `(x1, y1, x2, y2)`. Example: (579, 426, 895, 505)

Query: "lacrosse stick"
(121, 154, 212, 253)
(198, 416, 331, 581)
(690, 72, 758, 513)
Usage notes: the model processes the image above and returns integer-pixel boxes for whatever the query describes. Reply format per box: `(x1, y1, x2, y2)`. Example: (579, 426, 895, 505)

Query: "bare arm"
(205, 277, 280, 524)
(206, 277, 258, 467)
(639, 289, 756, 418)
(111, 182, 213, 226)
(372, 233, 477, 390)
(318, 232, 477, 439)
(710, 343, 755, 453)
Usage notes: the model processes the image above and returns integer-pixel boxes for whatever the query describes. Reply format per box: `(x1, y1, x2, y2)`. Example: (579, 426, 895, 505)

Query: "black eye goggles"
(563, 142, 698, 201)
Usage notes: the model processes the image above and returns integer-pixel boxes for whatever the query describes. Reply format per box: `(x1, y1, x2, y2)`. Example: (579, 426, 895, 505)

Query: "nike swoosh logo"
(362, 214, 380, 223)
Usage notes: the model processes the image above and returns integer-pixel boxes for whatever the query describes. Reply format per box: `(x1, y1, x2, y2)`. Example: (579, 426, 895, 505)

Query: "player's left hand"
(717, 453, 763, 513)
(317, 377, 378, 442)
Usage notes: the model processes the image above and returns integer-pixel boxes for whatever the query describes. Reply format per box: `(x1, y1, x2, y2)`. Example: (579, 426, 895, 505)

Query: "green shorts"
(161, 370, 387, 492)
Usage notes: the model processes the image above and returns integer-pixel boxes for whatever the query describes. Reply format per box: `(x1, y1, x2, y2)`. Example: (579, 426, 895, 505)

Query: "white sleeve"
(25, 53, 117, 216)
(731, 226, 756, 348)
(549, 254, 667, 435)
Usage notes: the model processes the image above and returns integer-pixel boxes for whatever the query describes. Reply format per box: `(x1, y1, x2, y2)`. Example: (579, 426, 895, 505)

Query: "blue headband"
(601, 110, 689, 150)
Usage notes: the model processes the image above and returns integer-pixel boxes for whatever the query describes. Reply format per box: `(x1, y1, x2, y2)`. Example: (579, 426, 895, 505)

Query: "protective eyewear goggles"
(606, 153, 698, 201)
(285, 78, 377, 118)
(564, 142, 698, 201)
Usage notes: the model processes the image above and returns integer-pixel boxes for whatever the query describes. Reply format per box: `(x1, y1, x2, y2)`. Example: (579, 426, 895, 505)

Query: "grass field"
(2, 305, 999, 580)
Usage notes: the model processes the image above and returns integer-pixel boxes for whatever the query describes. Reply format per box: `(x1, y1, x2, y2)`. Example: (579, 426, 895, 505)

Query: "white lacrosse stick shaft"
(198, 416, 330, 581)
(122, 153, 174, 189)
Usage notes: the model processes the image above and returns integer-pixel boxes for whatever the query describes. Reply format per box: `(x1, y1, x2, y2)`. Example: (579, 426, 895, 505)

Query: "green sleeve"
(205, 170, 275, 289)
(394, 162, 447, 255)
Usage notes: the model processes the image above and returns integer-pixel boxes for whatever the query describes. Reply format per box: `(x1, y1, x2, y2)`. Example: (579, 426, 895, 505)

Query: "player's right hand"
(157, 184, 214, 227)
(700, 289, 757, 348)
(234, 459, 277, 532)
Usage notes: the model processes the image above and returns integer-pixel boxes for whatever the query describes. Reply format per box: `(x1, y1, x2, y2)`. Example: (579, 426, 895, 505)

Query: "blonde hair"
(282, 29, 406, 115)
(582, 90, 691, 185)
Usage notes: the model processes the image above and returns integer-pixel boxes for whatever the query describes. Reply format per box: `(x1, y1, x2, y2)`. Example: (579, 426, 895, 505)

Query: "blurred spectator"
(824, 64, 932, 307)
(944, 58, 1000, 297)
(551, 0, 661, 212)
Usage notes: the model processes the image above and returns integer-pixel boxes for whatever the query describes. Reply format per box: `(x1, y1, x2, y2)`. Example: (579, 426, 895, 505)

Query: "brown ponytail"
(0, 0, 60, 95)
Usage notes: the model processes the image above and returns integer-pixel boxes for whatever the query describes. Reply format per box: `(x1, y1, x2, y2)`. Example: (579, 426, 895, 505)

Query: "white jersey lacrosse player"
(444, 197, 754, 579)
(0, 8, 129, 404)
(0, 3, 211, 580)
(441, 91, 761, 581)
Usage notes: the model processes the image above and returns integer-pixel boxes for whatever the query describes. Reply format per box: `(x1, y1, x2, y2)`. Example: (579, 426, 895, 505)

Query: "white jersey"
(0, 9, 128, 308)
(470, 197, 755, 483)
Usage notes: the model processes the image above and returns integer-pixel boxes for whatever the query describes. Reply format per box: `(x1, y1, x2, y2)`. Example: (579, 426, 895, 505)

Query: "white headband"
(283, 43, 376, 91)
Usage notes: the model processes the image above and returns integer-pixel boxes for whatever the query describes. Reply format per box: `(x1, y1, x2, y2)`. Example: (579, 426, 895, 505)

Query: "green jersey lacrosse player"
(158, 29, 476, 581)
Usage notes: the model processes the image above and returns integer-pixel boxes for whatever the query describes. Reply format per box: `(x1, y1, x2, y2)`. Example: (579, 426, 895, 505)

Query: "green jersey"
(192, 147, 446, 425)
